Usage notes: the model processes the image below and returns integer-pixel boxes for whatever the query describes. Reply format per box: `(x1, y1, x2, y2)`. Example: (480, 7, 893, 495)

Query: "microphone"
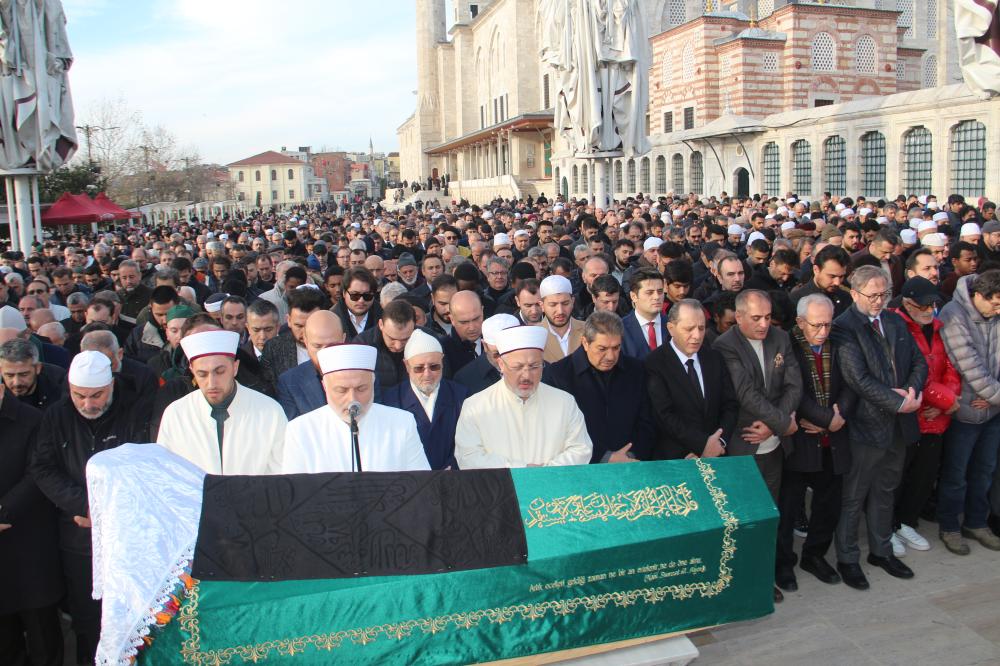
(347, 401, 362, 419)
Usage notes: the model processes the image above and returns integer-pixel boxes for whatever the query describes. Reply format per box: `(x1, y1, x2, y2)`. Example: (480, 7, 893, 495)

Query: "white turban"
(404, 329, 442, 360)
(482, 313, 520, 346)
(495, 325, 549, 356)
(317, 343, 377, 375)
(180, 330, 240, 363)
(68, 350, 113, 388)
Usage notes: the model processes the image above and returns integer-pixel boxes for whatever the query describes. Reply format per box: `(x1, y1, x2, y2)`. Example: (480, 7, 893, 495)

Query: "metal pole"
(14, 176, 34, 250)
(31, 175, 42, 240)
(4, 177, 18, 252)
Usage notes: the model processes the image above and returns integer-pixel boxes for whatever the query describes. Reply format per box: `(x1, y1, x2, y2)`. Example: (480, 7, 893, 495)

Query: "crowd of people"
(2, 187, 1000, 664)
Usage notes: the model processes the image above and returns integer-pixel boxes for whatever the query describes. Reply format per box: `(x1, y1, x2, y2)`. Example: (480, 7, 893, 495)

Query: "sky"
(63, 0, 421, 165)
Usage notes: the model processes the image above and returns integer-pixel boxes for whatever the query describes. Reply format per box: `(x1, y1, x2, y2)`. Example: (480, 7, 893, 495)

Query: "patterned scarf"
(792, 326, 831, 407)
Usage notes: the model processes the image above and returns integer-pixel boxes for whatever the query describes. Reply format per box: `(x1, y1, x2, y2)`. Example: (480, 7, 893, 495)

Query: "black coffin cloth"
(191, 469, 528, 582)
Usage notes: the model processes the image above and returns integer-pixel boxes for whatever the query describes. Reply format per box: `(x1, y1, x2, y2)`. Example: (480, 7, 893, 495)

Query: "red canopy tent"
(41, 192, 135, 226)
(93, 192, 139, 220)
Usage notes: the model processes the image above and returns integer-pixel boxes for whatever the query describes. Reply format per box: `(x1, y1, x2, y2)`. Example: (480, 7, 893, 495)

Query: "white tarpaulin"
(955, 0, 1000, 98)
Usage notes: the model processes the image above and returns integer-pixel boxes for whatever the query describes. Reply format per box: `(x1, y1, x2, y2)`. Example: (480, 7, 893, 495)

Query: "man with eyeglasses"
(831, 265, 927, 591)
(383, 330, 469, 470)
(332, 267, 381, 340)
(25, 280, 70, 321)
(455, 325, 592, 469)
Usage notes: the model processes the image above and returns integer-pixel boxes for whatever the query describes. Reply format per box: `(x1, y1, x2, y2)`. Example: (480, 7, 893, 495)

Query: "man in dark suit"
(621, 267, 669, 361)
(381, 330, 468, 469)
(276, 310, 345, 421)
(777, 293, 856, 592)
(261, 287, 326, 390)
(851, 228, 904, 296)
(0, 384, 64, 665)
(0, 338, 66, 411)
(331, 267, 381, 340)
(832, 265, 927, 590)
(356, 299, 422, 389)
(544, 311, 655, 463)
(646, 299, 739, 461)
(452, 312, 517, 395)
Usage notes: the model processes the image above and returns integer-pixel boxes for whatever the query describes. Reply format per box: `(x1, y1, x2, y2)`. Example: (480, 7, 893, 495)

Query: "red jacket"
(892, 308, 961, 434)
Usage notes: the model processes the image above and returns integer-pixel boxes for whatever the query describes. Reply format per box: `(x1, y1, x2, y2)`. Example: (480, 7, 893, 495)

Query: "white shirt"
(670, 339, 703, 394)
(282, 403, 429, 473)
(349, 310, 369, 333)
(747, 338, 781, 456)
(48, 304, 70, 321)
(295, 343, 310, 365)
(547, 322, 572, 356)
(636, 311, 664, 349)
(411, 382, 439, 422)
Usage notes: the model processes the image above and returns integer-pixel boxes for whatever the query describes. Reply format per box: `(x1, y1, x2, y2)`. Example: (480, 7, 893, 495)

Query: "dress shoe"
(800, 554, 841, 584)
(773, 586, 784, 603)
(775, 568, 798, 592)
(962, 526, 1000, 551)
(866, 553, 914, 579)
(836, 562, 869, 590)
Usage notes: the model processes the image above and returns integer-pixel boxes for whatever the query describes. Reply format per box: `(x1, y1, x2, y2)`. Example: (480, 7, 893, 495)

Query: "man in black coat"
(645, 299, 739, 460)
(831, 265, 928, 590)
(543, 311, 655, 463)
(0, 337, 66, 411)
(260, 287, 326, 389)
(777, 293, 856, 592)
(355, 299, 417, 390)
(30, 352, 151, 664)
(0, 385, 64, 665)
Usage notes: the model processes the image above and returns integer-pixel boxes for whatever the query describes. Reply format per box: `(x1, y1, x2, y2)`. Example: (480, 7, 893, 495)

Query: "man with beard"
(0, 337, 66, 411)
(30, 352, 148, 663)
(123, 286, 177, 363)
(536, 275, 584, 363)
(356, 300, 418, 389)
(115, 260, 152, 330)
(426, 274, 458, 337)
(791, 245, 853, 318)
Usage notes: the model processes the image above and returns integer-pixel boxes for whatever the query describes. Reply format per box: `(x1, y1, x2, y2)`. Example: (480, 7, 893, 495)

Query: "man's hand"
(946, 400, 960, 415)
(701, 429, 725, 458)
(609, 443, 639, 463)
(0, 523, 11, 532)
(828, 404, 846, 432)
(783, 412, 798, 436)
(921, 407, 941, 421)
(742, 421, 772, 444)
(799, 418, 825, 435)
(895, 387, 922, 414)
(73, 516, 92, 528)
(971, 398, 990, 410)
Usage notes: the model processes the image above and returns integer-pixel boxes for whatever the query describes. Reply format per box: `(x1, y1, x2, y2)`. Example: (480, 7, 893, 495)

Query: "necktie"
(647, 321, 657, 350)
(871, 318, 883, 337)
(686, 359, 703, 401)
(210, 405, 230, 457)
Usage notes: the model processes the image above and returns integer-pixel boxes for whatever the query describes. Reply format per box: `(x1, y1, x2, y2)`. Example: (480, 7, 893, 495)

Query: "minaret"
(414, 0, 446, 177)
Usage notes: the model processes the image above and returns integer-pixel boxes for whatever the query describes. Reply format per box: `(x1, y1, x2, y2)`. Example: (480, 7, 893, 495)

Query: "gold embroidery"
(176, 459, 738, 665)
(524, 482, 699, 529)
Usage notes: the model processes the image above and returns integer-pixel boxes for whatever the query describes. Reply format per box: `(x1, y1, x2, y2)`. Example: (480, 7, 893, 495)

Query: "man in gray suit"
(714, 289, 803, 603)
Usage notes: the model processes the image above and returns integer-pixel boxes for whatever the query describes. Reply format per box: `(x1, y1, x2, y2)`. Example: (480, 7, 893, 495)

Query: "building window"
(902, 127, 933, 195)
(494, 99, 498, 123)
(860, 131, 887, 198)
(480, 106, 485, 129)
(661, 53, 673, 87)
(255, 170, 261, 182)
(626, 158, 636, 193)
(543, 74, 550, 108)
(763, 52, 778, 72)
(897, 60, 906, 82)
(922, 55, 938, 88)
(640, 157, 651, 193)
(237, 192, 245, 201)
(288, 169, 294, 180)
(655, 156, 667, 193)
(671, 154, 684, 193)
(270, 169, 277, 181)
(690, 152, 704, 194)
(614, 161, 623, 193)
(271, 190, 278, 200)
(684, 106, 694, 130)
(899, 0, 915, 39)
(645, 114, 651, 136)
(810, 32, 836, 72)
(757, 0, 774, 18)
(814, 99, 835, 107)
(572, 165, 579, 193)
(927, 0, 937, 38)
(663, 111, 673, 133)
(721, 56, 732, 80)
(470, 4, 478, 18)
(288, 189, 295, 200)
(499, 96, 504, 121)
(580, 164, 589, 196)
(237, 171, 244, 182)
(762, 142, 780, 194)
(791, 140, 812, 196)
(682, 42, 694, 80)
(667, 0, 685, 27)
(950, 120, 987, 198)
(823, 136, 847, 196)
(855, 35, 877, 74)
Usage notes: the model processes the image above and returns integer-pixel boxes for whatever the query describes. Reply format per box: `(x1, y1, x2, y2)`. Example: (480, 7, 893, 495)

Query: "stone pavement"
(691, 535, 1000, 666)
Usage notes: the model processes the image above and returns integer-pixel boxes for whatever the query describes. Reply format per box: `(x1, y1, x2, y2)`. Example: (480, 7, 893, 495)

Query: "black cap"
(901, 276, 942, 307)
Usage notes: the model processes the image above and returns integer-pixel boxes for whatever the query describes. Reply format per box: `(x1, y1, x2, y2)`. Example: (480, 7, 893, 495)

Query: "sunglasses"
(410, 363, 443, 374)
(347, 291, 374, 302)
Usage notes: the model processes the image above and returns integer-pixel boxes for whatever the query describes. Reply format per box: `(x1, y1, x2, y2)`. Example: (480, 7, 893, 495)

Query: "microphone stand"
(350, 412, 362, 472)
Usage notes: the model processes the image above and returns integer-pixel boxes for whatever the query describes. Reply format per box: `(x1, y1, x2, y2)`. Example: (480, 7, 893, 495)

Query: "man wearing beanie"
(978, 220, 1000, 265)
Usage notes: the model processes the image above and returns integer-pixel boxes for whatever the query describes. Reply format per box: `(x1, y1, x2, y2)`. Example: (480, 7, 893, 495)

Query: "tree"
(0, 164, 107, 204)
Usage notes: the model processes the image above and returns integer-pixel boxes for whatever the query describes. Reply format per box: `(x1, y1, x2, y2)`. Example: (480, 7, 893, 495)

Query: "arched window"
(663, 0, 685, 28)
(902, 127, 933, 195)
(682, 43, 694, 80)
(572, 165, 579, 194)
(640, 157, 651, 193)
(255, 170, 261, 182)
(626, 159, 636, 193)
(950, 120, 987, 198)
(270, 169, 277, 181)
(810, 33, 836, 72)
(287, 169, 294, 180)
(581, 164, 589, 196)
(922, 55, 938, 88)
(927, 0, 938, 38)
(690, 152, 704, 194)
(661, 53, 673, 87)
(671, 154, 684, 193)
(855, 36, 877, 74)
(899, 0, 915, 39)
(762, 142, 780, 194)
(655, 156, 667, 193)
(757, 0, 774, 18)
(823, 136, 846, 196)
(860, 131, 886, 198)
(791, 140, 812, 196)
(614, 161, 623, 193)
(237, 171, 244, 182)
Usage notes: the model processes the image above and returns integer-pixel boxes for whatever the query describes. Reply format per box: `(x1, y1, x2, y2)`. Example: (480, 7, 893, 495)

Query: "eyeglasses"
(488, 271, 507, 278)
(410, 363, 443, 374)
(347, 291, 374, 302)
(505, 362, 543, 375)
(856, 289, 892, 303)
(802, 320, 832, 330)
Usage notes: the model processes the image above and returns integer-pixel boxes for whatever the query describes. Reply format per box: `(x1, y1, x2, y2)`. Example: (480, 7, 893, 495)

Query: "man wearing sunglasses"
(333, 267, 382, 341)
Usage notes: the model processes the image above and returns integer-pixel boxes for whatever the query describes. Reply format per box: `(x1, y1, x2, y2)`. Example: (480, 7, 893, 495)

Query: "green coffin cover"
(141, 457, 777, 665)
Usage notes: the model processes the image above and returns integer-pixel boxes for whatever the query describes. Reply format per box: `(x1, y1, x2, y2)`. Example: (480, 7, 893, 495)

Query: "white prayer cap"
(553, 204, 564, 211)
(203, 294, 229, 313)
(877, 216, 889, 225)
(921, 232, 946, 248)
(493, 233, 511, 248)
(643, 237, 663, 252)
(932, 211, 949, 223)
(495, 325, 549, 356)
(918, 195, 928, 205)
(764, 214, 775, 220)
(841, 208, 856, 217)
(181, 330, 240, 363)
(219, 233, 229, 241)
(786, 196, 797, 204)
(317, 343, 377, 375)
(660, 212, 671, 221)
(917, 220, 938, 233)
(296, 283, 321, 291)
(927, 200, 940, 210)
(900, 229, 918, 245)
(835, 203, 846, 212)
(777, 206, 789, 216)
(909, 217, 922, 228)
(482, 210, 494, 220)
(348, 239, 368, 251)
(727, 224, 743, 236)
(513, 229, 530, 238)
(961, 222, 982, 236)
(746, 231, 766, 245)
(858, 207, 873, 217)
(0, 306, 26, 331)
(780, 221, 796, 232)
(404, 329, 442, 360)
(68, 350, 113, 389)
(538, 275, 572, 299)
(482, 313, 520, 346)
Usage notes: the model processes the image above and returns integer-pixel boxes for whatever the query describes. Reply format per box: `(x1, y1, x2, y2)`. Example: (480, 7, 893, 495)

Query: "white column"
(497, 133, 503, 177)
(13, 177, 34, 250)
(5, 177, 18, 252)
(31, 176, 42, 240)
(594, 158, 608, 209)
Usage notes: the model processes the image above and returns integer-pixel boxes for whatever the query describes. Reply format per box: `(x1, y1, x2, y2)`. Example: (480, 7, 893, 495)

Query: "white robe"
(156, 382, 287, 475)
(282, 403, 430, 474)
(454, 380, 592, 469)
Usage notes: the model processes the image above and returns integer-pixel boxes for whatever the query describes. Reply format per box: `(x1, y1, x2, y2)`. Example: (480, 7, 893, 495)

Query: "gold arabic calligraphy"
(525, 483, 699, 529)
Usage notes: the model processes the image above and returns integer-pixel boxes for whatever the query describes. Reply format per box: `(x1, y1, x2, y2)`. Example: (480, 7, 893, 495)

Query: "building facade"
(228, 150, 326, 209)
